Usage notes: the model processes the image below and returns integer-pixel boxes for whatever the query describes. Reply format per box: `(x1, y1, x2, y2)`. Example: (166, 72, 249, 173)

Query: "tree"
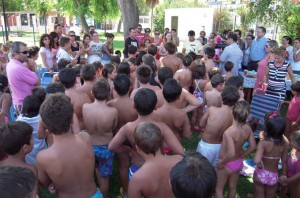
(213, 8, 233, 33)
(236, 6, 252, 37)
(145, 0, 159, 31)
(0, 0, 24, 33)
(117, 0, 139, 37)
(136, 0, 150, 15)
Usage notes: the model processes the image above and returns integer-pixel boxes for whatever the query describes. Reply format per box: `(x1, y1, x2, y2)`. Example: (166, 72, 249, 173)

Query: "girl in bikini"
(254, 112, 289, 198)
(215, 100, 256, 198)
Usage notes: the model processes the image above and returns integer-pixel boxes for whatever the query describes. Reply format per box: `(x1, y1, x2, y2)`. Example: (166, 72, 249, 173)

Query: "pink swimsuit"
(225, 158, 243, 172)
(287, 155, 300, 177)
(255, 168, 278, 185)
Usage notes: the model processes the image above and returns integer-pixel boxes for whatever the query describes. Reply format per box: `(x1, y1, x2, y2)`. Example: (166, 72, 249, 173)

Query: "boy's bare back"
(77, 82, 94, 101)
(161, 55, 182, 74)
(205, 89, 222, 107)
(130, 85, 161, 99)
(174, 69, 192, 90)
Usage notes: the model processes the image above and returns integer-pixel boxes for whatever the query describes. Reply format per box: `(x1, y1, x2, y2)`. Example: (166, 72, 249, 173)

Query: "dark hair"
(49, 31, 59, 48)
(188, 30, 195, 36)
(204, 47, 215, 59)
(233, 101, 249, 126)
(54, 23, 62, 30)
(211, 74, 224, 88)
(115, 50, 121, 55)
(295, 37, 300, 42)
(227, 33, 238, 42)
(208, 67, 221, 80)
(58, 68, 76, 89)
(134, 122, 162, 156)
(114, 74, 131, 96)
(176, 53, 184, 61)
(0, 122, 33, 155)
(291, 81, 300, 93)
(128, 45, 138, 55)
(158, 67, 173, 85)
(22, 95, 41, 118)
(59, 37, 70, 47)
(221, 85, 240, 106)
(224, 61, 234, 72)
(103, 64, 116, 79)
(81, 65, 96, 81)
(165, 42, 176, 54)
(129, 27, 136, 32)
(39, 34, 52, 48)
(92, 77, 110, 101)
(282, 36, 292, 45)
(83, 34, 91, 45)
(142, 54, 157, 73)
(182, 55, 193, 67)
(28, 46, 40, 58)
(170, 151, 216, 198)
(187, 51, 197, 61)
(105, 33, 114, 38)
(0, 74, 8, 91)
(0, 166, 37, 198)
(92, 61, 103, 72)
(117, 62, 131, 76)
(247, 35, 255, 40)
(192, 65, 206, 80)
(163, 79, 182, 103)
(265, 115, 285, 145)
(171, 29, 177, 32)
(57, 58, 71, 70)
(225, 76, 243, 89)
(40, 93, 74, 134)
(46, 83, 65, 94)
(248, 29, 254, 34)
(148, 44, 158, 56)
(234, 29, 242, 36)
(258, 26, 266, 34)
(134, 88, 157, 116)
(136, 65, 152, 84)
(111, 55, 121, 66)
(32, 87, 46, 104)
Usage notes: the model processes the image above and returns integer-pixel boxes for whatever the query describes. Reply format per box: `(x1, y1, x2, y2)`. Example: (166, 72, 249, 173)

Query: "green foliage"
(213, 8, 233, 34)
(0, 0, 24, 12)
(136, 0, 150, 15)
(236, 6, 251, 37)
(248, 0, 279, 24)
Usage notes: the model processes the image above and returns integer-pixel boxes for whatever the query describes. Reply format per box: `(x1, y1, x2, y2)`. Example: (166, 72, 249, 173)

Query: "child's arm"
(242, 126, 256, 158)
(0, 93, 11, 118)
(281, 138, 289, 177)
(286, 172, 300, 184)
(36, 153, 52, 187)
(181, 89, 201, 112)
(108, 125, 132, 153)
(292, 113, 300, 128)
(218, 131, 235, 168)
(71, 113, 81, 134)
(199, 109, 209, 129)
(254, 141, 265, 169)
(162, 125, 184, 155)
(37, 118, 47, 139)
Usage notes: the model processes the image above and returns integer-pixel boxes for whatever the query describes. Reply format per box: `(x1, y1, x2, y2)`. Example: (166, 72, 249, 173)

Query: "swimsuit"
(128, 163, 140, 181)
(91, 189, 103, 198)
(93, 145, 114, 177)
(196, 140, 221, 167)
(162, 147, 171, 155)
(255, 155, 280, 186)
(225, 158, 243, 172)
(287, 154, 300, 177)
(193, 79, 204, 104)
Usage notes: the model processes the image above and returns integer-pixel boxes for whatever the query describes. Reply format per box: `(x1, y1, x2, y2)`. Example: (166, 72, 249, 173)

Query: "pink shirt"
(287, 96, 300, 121)
(7, 59, 38, 105)
(254, 55, 269, 90)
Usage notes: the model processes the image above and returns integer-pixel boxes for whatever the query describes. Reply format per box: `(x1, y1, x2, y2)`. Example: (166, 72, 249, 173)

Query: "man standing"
(123, 28, 138, 58)
(6, 42, 39, 114)
(219, 34, 243, 76)
(198, 31, 208, 45)
(56, 37, 78, 64)
(136, 24, 146, 48)
(182, 30, 202, 55)
(234, 29, 245, 51)
(172, 29, 180, 47)
(54, 24, 63, 39)
(249, 27, 268, 71)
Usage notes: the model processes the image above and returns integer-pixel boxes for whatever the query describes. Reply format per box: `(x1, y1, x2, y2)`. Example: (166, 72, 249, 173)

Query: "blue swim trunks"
(128, 163, 140, 181)
(91, 189, 103, 198)
(93, 145, 114, 177)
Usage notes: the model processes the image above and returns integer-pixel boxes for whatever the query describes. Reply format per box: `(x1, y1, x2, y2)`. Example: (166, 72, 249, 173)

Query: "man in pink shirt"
(7, 41, 39, 115)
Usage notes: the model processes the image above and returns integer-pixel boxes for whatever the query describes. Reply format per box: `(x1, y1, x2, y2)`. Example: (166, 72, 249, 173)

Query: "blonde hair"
(267, 40, 278, 52)
(273, 46, 286, 57)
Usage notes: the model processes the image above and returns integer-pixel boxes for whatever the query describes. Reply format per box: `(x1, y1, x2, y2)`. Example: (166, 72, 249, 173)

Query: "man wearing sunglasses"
(6, 41, 39, 115)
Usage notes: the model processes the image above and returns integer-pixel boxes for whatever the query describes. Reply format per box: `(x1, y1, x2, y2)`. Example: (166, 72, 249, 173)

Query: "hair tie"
(269, 111, 278, 119)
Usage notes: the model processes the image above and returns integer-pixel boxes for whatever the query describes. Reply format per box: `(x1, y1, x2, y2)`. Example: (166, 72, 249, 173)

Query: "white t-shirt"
(40, 47, 54, 68)
(291, 49, 300, 71)
(88, 41, 103, 64)
(56, 48, 73, 63)
(183, 39, 203, 54)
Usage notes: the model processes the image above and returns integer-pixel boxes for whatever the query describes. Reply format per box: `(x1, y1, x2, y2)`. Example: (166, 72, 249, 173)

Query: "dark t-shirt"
(123, 37, 138, 58)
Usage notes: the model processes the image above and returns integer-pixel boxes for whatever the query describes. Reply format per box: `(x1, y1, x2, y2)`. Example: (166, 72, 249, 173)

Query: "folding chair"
(41, 72, 58, 88)
(8, 105, 17, 122)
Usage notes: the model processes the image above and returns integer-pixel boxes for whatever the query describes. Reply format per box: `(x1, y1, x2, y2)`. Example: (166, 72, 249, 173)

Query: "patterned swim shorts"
(93, 145, 114, 177)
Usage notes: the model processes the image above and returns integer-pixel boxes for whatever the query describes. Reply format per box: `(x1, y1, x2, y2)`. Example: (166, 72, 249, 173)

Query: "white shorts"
(196, 140, 221, 167)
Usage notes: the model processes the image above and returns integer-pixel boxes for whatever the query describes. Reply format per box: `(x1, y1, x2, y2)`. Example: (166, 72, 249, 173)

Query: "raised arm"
(218, 131, 235, 168)
(36, 152, 52, 187)
(254, 141, 265, 169)
(241, 125, 256, 158)
(161, 124, 184, 155)
(108, 125, 131, 153)
(181, 89, 201, 113)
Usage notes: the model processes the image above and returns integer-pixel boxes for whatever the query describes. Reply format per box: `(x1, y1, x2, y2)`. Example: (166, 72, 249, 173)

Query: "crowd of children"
(0, 27, 300, 198)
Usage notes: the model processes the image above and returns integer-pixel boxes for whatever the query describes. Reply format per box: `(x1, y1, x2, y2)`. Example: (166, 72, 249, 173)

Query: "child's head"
(92, 61, 103, 77)
(142, 54, 157, 74)
(192, 65, 206, 80)
(165, 42, 176, 54)
(264, 112, 285, 145)
(147, 44, 157, 56)
(170, 151, 216, 198)
(187, 51, 197, 61)
(134, 122, 162, 156)
(22, 95, 41, 118)
(58, 68, 76, 89)
(115, 50, 121, 56)
(32, 87, 46, 104)
(224, 61, 234, 72)
(204, 47, 215, 59)
(103, 64, 116, 80)
(117, 62, 131, 76)
(92, 77, 110, 101)
(114, 74, 131, 96)
(221, 85, 240, 106)
(211, 74, 225, 89)
(134, 88, 157, 116)
(111, 55, 121, 67)
(163, 79, 182, 103)
(208, 67, 221, 80)
(225, 76, 243, 89)
(80, 64, 96, 81)
(158, 67, 173, 85)
(233, 100, 249, 126)
(291, 81, 300, 95)
(0, 121, 33, 155)
(176, 53, 184, 61)
(46, 83, 65, 94)
(182, 55, 193, 67)
(136, 64, 152, 84)
(40, 93, 74, 135)
(57, 58, 71, 70)
(28, 46, 40, 60)
(291, 130, 300, 150)
(0, 166, 37, 198)
(128, 45, 138, 55)
(0, 74, 8, 92)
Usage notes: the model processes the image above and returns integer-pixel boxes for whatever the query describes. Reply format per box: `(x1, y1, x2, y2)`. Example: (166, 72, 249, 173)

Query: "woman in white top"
(282, 36, 294, 63)
(87, 32, 103, 64)
(159, 32, 174, 57)
(39, 34, 55, 74)
(292, 37, 300, 74)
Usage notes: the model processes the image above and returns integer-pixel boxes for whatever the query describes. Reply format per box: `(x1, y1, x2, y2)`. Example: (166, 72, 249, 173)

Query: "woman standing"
(101, 33, 114, 65)
(150, 30, 163, 60)
(292, 37, 300, 74)
(39, 34, 55, 74)
(68, 31, 84, 64)
(282, 36, 293, 63)
(242, 35, 254, 69)
(254, 40, 278, 90)
(49, 32, 59, 69)
(87, 32, 103, 64)
(264, 47, 296, 100)
(159, 32, 174, 57)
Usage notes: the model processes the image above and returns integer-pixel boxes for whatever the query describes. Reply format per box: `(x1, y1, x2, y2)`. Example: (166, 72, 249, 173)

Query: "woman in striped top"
(263, 47, 296, 100)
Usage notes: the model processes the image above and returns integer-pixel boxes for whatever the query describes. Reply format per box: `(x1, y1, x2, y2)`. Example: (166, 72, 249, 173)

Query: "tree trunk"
(44, 13, 47, 33)
(78, 12, 89, 33)
(117, 16, 122, 33)
(117, 0, 139, 37)
(151, 7, 153, 31)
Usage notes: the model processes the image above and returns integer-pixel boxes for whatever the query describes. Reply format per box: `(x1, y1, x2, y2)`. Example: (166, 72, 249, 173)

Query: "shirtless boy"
(36, 94, 101, 197)
(128, 122, 183, 198)
(201, 46, 216, 73)
(148, 44, 161, 69)
(77, 64, 96, 101)
(83, 78, 118, 198)
(107, 74, 138, 195)
(160, 42, 182, 74)
(225, 76, 245, 101)
(108, 88, 184, 180)
(198, 86, 240, 167)
(155, 79, 192, 142)
(59, 68, 91, 130)
(204, 67, 221, 92)
(204, 74, 225, 108)
(174, 55, 193, 90)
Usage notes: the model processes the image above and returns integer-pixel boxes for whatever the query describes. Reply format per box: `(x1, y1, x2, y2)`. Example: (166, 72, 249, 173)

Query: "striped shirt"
(268, 61, 289, 90)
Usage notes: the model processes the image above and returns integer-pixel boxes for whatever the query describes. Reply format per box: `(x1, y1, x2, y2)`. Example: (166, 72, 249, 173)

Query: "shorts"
(225, 158, 243, 172)
(128, 163, 140, 181)
(255, 168, 278, 186)
(91, 189, 103, 198)
(196, 140, 221, 167)
(93, 145, 114, 177)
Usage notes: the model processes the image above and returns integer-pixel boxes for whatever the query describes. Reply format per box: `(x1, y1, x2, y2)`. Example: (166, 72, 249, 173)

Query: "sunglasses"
(18, 51, 28, 54)
(69, 35, 76, 37)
